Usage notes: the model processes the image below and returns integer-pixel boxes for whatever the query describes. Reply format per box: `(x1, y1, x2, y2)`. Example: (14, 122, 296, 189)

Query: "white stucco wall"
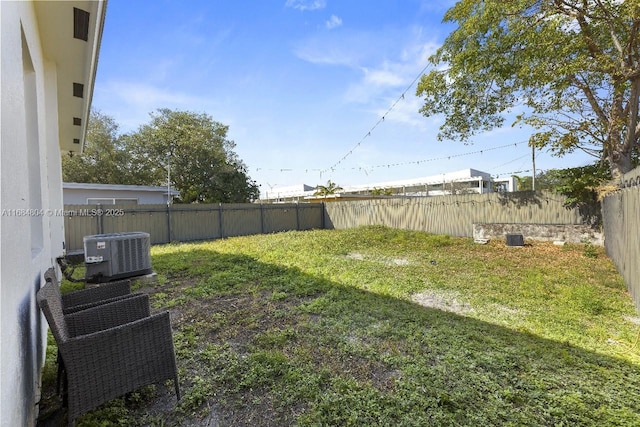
(1, 2, 64, 425)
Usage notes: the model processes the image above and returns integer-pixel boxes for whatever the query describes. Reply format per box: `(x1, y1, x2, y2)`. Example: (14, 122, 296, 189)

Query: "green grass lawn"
(43, 226, 640, 426)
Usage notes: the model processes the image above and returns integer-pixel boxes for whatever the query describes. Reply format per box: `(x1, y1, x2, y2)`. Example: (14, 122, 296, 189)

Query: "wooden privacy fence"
(323, 191, 588, 237)
(64, 203, 324, 251)
(65, 191, 590, 251)
(63, 187, 639, 312)
(602, 167, 640, 311)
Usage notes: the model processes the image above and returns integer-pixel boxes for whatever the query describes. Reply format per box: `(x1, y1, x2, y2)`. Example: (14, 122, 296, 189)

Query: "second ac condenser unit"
(84, 232, 152, 282)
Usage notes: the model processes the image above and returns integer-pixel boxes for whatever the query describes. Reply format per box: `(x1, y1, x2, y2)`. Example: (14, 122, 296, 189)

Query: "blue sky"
(92, 0, 596, 193)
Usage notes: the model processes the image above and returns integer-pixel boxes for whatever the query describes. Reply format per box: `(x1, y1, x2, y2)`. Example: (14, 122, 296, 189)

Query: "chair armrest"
(62, 280, 131, 309)
(66, 294, 150, 337)
(63, 293, 138, 315)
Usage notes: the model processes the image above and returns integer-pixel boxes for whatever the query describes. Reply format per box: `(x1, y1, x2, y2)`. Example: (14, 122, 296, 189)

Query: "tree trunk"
(608, 147, 633, 181)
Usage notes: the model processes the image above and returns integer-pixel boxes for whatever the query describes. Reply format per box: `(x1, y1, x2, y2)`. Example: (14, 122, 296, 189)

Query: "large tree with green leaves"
(62, 111, 149, 184)
(62, 109, 259, 203)
(416, 0, 640, 179)
(127, 109, 259, 203)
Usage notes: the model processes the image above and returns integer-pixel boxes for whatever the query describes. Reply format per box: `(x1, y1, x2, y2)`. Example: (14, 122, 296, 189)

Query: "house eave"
(34, 0, 107, 154)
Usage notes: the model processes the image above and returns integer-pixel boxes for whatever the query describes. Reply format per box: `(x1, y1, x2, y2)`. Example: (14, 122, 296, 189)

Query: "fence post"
(296, 202, 300, 231)
(321, 202, 326, 230)
(166, 203, 172, 243)
(97, 204, 104, 234)
(218, 203, 224, 238)
(260, 203, 265, 234)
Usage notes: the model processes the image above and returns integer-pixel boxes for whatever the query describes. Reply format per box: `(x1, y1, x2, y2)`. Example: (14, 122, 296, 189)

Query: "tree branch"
(570, 75, 609, 127)
(626, 78, 640, 148)
(593, 0, 630, 72)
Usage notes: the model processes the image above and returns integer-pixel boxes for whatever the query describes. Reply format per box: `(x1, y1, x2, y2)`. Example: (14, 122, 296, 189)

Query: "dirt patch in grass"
(625, 315, 640, 325)
(345, 252, 411, 266)
(138, 277, 322, 426)
(411, 289, 475, 315)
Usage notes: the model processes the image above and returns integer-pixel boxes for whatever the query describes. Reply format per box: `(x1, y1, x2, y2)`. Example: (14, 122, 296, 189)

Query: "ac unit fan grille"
(116, 236, 151, 273)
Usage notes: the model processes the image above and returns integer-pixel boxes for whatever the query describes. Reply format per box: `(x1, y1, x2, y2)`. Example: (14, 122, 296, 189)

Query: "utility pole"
(532, 145, 536, 191)
(166, 152, 172, 243)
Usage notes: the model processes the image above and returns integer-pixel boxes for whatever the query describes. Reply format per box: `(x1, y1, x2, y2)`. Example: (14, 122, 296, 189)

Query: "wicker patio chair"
(43, 268, 140, 394)
(43, 267, 134, 314)
(37, 281, 180, 426)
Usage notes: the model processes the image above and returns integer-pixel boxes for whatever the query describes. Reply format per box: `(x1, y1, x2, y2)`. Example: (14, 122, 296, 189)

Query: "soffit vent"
(73, 8, 90, 41)
(73, 117, 82, 126)
(73, 83, 84, 98)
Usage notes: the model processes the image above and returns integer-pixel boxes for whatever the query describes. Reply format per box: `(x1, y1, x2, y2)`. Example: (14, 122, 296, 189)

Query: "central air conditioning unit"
(84, 232, 152, 282)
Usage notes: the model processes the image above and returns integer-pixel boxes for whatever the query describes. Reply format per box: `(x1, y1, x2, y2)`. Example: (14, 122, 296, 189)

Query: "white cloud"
(337, 33, 440, 129)
(363, 67, 405, 87)
(106, 81, 197, 108)
(294, 38, 365, 67)
(295, 27, 440, 132)
(294, 46, 355, 66)
(293, 30, 382, 67)
(373, 95, 428, 128)
(94, 81, 218, 131)
(417, 0, 457, 14)
(325, 15, 342, 29)
(285, 0, 326, 11)
(293, 26, 440, 130)
(343, 43, 436, 106)
(294, 26, 439, 76)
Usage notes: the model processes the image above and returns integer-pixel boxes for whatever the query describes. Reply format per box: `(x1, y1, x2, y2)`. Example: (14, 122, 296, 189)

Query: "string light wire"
(258, 141, 528, 175)
(320, 62, 432, 176)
